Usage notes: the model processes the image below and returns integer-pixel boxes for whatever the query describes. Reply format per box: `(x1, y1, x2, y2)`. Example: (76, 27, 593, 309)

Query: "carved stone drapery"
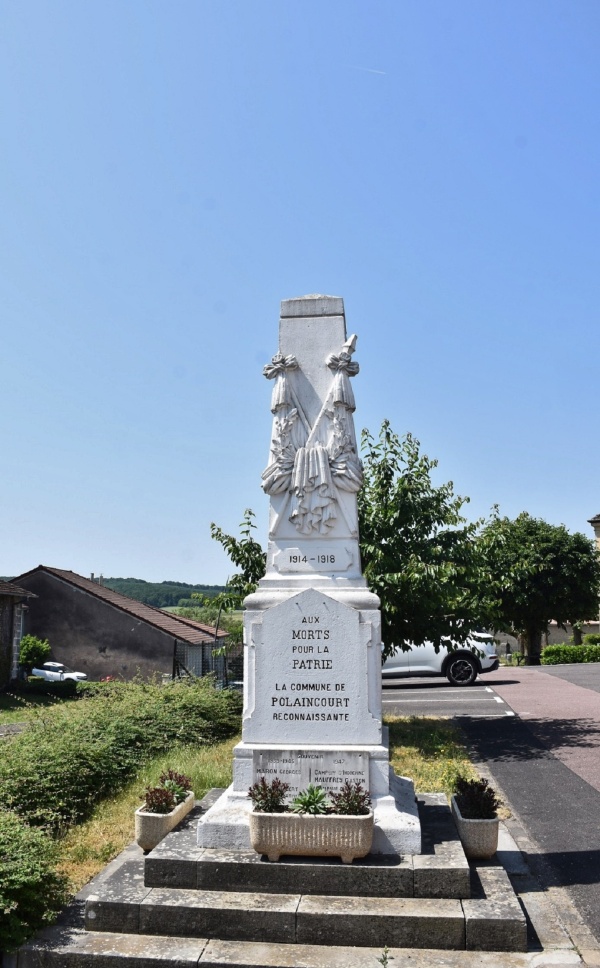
(263, 353, 298, 414)
(261, 339, 363, 536)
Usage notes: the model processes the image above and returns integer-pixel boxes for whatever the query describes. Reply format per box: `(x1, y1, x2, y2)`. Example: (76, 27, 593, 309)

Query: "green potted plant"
(451, 776, 500, 860)
(135, 769, 194, 852)
(248, 778, 373, 864)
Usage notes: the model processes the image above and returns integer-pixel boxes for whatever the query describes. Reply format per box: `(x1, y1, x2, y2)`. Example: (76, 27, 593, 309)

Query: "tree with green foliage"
(358, 422, 489, 658)
(207, 509, 267, 609)
(19, 635, 51, 672)
(479, 512, 600, 664)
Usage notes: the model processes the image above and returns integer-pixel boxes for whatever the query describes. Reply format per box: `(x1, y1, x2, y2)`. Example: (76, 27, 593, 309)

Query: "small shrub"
(248, 776, 289, 813)
(142, 786, 176, 814)
(159, 769, 192, 804)
(583, 633, 600, 647)
(542, 643, 600, 665)
(0, 809, 69, 951)
(291, 784, 330, 815)
(329, 781, 371, 816)
(18, 635, 51, 672)
(453, 776, 499, 820)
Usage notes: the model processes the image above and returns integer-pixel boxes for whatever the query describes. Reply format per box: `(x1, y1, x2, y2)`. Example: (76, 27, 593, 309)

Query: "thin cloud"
(351, 66, 387, 75)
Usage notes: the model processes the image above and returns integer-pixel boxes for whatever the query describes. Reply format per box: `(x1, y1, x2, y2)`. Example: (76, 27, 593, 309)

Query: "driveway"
(457, 663, 600, 945)
(382, 676, 514, 718)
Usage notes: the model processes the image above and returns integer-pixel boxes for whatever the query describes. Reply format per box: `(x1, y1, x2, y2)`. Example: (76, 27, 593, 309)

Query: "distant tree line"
(102, 578, 225, 608)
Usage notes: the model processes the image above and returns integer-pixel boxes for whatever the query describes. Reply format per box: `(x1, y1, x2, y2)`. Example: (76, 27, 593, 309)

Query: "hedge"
(542, 643, 600, 665)
(583, 633, 600, 647)
(0, 677, 242, 833)
(22, 676, 78, 697)
(0, 810, 68, 952)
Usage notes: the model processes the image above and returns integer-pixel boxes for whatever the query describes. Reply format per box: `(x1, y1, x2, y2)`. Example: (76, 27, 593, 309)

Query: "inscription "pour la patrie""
(272, 614, 350, 722)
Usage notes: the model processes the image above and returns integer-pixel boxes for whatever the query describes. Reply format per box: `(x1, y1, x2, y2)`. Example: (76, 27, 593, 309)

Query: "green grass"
(386, 715, 478, 793)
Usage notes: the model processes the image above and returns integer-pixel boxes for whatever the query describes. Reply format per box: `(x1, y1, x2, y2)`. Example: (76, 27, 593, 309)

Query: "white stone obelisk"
(198, 295, 420, 854)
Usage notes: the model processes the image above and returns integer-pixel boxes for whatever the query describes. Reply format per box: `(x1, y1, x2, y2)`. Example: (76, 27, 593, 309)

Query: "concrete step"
(12, 930, 541, 968)
(145, 793, 471, 899)
(82, 856, 525, 951)
(85, 881, 465, 948)
(10, 790, 529, 966)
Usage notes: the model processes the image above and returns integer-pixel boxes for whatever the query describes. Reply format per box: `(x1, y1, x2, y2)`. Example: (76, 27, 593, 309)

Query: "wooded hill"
(101, 578, 225, 608)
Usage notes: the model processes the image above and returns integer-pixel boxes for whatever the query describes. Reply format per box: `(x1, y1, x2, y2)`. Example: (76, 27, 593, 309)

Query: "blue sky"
(2, 1, 599, 584)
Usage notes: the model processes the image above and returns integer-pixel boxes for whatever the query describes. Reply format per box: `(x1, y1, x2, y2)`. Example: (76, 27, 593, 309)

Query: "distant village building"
(588, 513, 600, 553)
(13, 566, 228, 683)
(0, 580, 37, 689)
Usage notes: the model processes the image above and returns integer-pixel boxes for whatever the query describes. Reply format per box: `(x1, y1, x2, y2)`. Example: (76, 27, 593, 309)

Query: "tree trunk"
(572, 625, 583, 645)
(525, 628, 542, 665)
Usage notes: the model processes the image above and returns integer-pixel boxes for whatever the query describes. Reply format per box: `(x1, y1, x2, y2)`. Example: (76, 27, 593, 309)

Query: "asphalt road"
(382, 665, 600, 944)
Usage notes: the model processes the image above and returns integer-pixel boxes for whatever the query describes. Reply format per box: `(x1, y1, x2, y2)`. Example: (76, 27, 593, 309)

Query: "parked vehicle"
(382, 632, 499, 686)
(31, 661, 88, 682)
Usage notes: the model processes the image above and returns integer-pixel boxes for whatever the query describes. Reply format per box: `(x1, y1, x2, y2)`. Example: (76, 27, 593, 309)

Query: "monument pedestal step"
(147, 793, 469, 898)
(85, 885, 466, 949)
(13, 932, 537, 968)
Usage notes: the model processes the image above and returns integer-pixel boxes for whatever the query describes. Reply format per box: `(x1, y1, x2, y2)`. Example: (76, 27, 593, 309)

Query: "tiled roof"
(588, 513, 600, 526)
(0, 580, 36, 598)
(12, 567, 227, 647)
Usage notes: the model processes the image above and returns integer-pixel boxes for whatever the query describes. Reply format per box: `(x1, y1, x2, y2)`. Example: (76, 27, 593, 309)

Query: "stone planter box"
(135, 792, 195, 852)
(249, 810, 374, 864)
(451, 795, 499, 860)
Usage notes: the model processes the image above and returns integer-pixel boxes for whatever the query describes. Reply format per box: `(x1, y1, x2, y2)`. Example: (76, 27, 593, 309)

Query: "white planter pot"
(135, 791, 195, 852)
(249, 810, 374, 864)
(451, 795, 499, 860)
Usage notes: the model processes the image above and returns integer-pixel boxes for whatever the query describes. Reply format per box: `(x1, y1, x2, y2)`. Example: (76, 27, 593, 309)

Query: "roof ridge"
(11, 566, 226, 645)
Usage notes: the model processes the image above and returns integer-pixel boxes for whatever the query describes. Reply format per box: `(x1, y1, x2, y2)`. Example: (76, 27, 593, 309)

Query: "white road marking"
(382, 698, 499, 703)
(494, 696, 504, 703)
(382, 686, 487, 693)
(505, 711, 515, 716)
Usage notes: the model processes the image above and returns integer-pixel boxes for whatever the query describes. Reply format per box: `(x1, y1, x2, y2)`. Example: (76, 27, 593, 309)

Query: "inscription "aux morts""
(291, 615, 330, 641)
(291, 616, 332, 670)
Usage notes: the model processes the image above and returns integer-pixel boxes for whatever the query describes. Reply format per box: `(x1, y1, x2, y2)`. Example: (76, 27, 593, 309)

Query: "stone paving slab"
(193, 847, 415, 897)
(296, 895, 465, 949)
(464, 866, 527, 951)
(85, 861, 152, 934)
(10, 930, 584, 968)
(14, 928, 207, 967)
(139, 889, 299, 943)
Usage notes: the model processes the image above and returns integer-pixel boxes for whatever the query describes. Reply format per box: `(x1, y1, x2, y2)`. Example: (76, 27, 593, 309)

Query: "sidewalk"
(459, 663, 600, 966)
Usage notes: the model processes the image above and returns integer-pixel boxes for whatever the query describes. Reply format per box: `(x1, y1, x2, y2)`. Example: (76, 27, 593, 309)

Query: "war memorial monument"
(17, 295, 528, 963)
(197, 293, 421, 854)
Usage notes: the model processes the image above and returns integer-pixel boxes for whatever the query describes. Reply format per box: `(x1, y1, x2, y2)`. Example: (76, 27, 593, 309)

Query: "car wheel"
(446, 655, 478, 686)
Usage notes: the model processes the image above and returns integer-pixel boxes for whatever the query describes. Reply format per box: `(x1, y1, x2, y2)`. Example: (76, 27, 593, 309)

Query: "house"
(588, 513, 600, 553)
(12, 566, 228, 682)
(0, 580, 37, 688)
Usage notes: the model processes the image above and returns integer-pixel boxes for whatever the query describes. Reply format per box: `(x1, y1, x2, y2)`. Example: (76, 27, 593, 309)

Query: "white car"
(31, 661, 88, 682)
(382, 632, 499, 686)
